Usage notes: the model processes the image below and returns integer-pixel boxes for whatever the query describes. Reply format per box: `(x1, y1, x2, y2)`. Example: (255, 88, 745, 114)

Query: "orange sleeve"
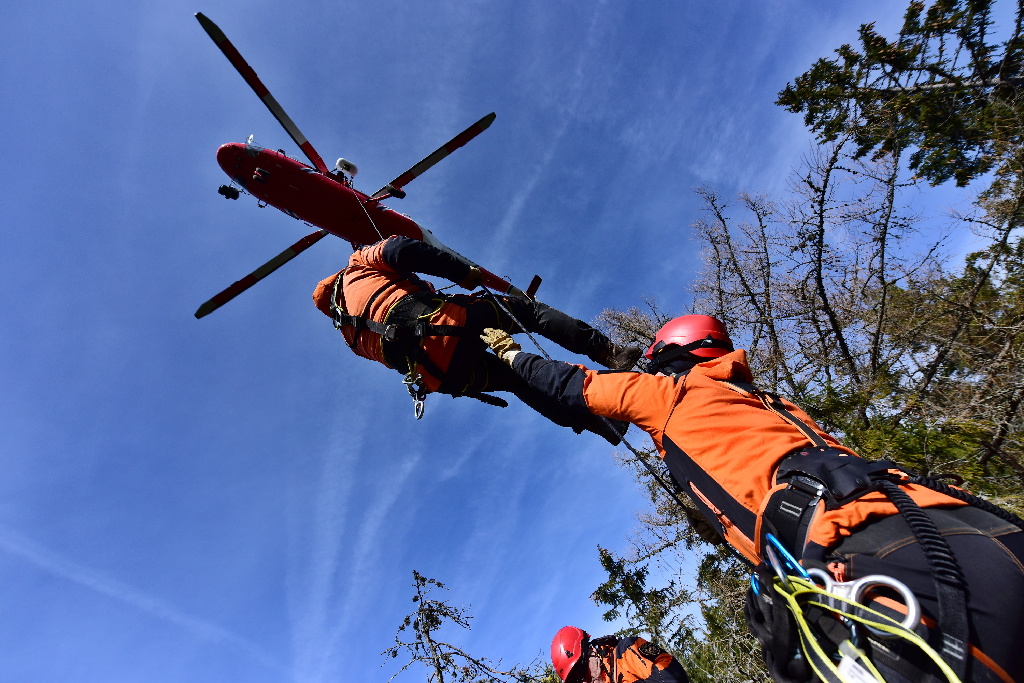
(582, 371, 680, 439)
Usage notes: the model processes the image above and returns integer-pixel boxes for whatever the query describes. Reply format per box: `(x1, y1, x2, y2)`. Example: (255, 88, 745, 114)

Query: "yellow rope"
(770, 576, 962, 683)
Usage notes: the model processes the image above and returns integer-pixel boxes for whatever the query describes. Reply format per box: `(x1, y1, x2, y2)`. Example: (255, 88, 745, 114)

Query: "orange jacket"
(594, 636, 687, 683)
(312, 237, 470, 391)
(522, 350, 964, 564)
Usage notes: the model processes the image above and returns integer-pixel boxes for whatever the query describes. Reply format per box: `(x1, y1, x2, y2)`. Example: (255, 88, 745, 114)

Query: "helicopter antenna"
(196, 13, 331, 174)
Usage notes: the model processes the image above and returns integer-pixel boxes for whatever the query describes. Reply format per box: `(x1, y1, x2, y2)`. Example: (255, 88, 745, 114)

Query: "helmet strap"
(649, 334, 732, 372)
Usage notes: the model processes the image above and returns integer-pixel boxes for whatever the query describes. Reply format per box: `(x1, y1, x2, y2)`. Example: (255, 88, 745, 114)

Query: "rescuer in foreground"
(482, 315, 1024, 683)
(313, 235, 639, 439)
(550, 626, 688, 683)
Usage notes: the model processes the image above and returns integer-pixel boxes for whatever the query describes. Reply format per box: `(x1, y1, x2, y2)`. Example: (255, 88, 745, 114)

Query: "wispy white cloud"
(314, 447, 423, 678)
(286, 382, 425, 683)
(286, 400, 364, 682)
(485, 0, 615, 273)
(0, 527, 283, 673)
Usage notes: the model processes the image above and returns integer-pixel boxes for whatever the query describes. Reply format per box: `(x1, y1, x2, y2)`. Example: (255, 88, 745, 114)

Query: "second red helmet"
(551, 626, 589, 681)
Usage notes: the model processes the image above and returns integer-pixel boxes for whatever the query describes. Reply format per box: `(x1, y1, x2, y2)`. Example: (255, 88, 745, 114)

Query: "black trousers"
(831, 506, 1024, 683)
(384, 293, 619, 440)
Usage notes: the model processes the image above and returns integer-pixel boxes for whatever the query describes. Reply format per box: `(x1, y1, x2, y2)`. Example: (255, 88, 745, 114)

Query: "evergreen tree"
(777, 0, 1024, 193)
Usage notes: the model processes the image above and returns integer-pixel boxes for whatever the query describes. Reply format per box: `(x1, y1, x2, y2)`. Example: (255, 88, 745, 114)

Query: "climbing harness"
(714, 378, 1024, 682)
(331, 273, 514, 418)
(329, 271, 451, 418)
(749, 534, 960, 683)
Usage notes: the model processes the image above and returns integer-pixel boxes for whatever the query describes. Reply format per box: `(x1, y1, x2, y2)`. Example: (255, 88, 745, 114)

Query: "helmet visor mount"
(561, 643, 593, 683)
(564, 641, 593, 683)
(648, 334, 733, 373)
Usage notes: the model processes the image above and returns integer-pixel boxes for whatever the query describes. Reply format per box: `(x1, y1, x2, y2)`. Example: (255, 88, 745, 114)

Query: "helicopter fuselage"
(216, 142, 424, 246)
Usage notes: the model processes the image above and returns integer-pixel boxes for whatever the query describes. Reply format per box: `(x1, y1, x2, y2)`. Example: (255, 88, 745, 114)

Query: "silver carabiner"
(402, 372, 428, 420)
(807, 567, 921, 635)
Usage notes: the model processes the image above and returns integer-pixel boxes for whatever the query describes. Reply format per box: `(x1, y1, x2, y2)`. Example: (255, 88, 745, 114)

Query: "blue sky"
(0, 1, 984, 681)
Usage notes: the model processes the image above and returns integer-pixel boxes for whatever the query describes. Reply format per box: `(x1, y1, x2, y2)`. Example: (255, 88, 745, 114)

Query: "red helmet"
(551, 626, 589, 681)
(645, 314, 732, 361)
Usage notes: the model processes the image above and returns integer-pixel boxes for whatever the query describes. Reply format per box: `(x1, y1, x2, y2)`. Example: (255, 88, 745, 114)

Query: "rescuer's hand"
(458, 266, 483, 290)
(480, 328, 521, 365)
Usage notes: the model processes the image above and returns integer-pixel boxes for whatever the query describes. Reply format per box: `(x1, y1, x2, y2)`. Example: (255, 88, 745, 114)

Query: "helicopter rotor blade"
(372, 112, 496, 198)
(194, 229, 330, 319)
(195, 13, 331, 175)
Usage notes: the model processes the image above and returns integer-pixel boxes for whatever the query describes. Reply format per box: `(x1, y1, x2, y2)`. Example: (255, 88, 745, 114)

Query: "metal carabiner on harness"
(402, 371, 427, 420)
(806, 567, 921, 636)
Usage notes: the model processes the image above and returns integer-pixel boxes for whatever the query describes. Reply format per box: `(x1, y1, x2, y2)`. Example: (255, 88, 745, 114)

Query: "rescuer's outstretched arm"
(512, 353, 591, 415)
(510, 352, 676, 433)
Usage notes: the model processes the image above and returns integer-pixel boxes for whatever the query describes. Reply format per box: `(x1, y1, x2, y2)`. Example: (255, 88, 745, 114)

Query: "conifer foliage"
(385, 571, 555, 683)
(778, 0, 1024, 191)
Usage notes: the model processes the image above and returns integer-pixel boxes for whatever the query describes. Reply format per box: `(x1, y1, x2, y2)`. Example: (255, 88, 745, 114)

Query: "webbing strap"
(760, 477, 824, 557)
(332, 298, 468, 346)
(331, 278, 392, 348)
(720, 379, 829, 448)
(334, 312, 466, 342)
(723, 375, 971, 677)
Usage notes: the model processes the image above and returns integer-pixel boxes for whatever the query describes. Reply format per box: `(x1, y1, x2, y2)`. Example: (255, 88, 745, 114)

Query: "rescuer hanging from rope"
(481, 315, 1024, 683)
(312, 235, 639, 439)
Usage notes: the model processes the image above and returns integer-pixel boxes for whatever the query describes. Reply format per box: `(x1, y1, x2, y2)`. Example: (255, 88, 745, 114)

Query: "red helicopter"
(194, 12, 536, 319)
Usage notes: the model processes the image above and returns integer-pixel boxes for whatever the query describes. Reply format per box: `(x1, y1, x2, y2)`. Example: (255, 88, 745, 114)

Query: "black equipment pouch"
(776, 449, 903, 510)
(744, 564, 814, 683)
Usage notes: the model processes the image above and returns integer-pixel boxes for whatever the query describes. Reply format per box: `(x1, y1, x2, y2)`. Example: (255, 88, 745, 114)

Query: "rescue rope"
(767, 574, 962, 683)
(356, 194, 387, 243)
(479, 286, 716, 547)
(753, 542, 964, 683)
(478, 286, 553, 360)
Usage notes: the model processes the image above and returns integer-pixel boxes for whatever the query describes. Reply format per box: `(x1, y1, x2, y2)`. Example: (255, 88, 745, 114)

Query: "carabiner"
(806, 567, 921, 635)
(765, 534, 811, 579)
(402, 372, 428, 420)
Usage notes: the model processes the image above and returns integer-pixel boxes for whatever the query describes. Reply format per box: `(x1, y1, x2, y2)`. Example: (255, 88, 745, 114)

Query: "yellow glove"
(480, 328, 521, 365)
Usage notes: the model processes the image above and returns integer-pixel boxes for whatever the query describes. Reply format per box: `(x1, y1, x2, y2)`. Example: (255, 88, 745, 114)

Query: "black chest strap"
(331, 286, 466, 350)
